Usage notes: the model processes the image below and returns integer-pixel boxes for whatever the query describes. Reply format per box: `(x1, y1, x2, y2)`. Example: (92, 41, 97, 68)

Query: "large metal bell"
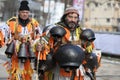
(38, 52, 55, 74)
(84, 53, 99, 71)
(28, 44, 36, 62)
(5, 41, 14, 58)
(54, 44, 85, 71)
(18, 43, 27, 63)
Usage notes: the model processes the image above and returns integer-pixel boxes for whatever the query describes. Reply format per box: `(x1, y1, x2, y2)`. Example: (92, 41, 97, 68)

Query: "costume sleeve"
(0, 23, 10, 47)
(31, 18, 43, 35)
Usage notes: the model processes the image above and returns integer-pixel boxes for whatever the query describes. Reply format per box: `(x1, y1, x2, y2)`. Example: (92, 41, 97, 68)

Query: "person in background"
(1, 0, 42, 80)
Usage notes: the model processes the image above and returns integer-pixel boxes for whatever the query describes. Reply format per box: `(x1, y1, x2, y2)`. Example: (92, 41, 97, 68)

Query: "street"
(0, 47, 120, 80)
(0, 46, 8, 80)
(96, 57, 120, 80)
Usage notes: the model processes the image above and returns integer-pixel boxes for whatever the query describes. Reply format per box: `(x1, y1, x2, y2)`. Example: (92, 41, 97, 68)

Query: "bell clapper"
(19, 61, 24, 70)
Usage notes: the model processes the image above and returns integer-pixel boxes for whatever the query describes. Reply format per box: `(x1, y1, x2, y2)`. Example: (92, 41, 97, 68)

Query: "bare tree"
(2, 0, 19, 21)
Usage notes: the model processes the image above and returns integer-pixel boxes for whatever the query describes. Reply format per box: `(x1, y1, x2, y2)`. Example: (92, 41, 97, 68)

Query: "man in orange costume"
(50, 7, 96, 80)
(1, 0, 42, 80)
(51, 7, 84, 80)
(42, 7, 85, 80)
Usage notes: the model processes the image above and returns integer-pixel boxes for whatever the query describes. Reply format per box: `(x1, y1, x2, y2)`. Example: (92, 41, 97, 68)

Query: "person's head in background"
(61, 7, 80, 31)
(18, 0, 30, 20)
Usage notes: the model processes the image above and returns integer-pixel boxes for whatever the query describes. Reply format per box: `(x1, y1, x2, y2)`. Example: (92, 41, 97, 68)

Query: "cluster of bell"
(18, 41, 36, 63)
(5, 40, 36, 63)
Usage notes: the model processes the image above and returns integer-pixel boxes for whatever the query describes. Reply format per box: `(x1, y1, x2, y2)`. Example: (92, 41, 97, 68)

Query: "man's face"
(19, 10, 30, 20)
(65, 13, 79, 31)
(66, 13, 78, 22)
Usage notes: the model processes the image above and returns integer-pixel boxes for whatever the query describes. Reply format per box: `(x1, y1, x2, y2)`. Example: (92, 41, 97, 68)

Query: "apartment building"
(84, 0, 120, 32)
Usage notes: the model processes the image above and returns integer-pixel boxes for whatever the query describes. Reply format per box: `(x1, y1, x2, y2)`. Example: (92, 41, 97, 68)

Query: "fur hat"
(64, 7, 79, 15)
(19, 0, 30, 11)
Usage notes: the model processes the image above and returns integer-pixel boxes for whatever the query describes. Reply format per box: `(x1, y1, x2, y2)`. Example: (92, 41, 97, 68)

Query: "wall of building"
(84, 0, 120, 32)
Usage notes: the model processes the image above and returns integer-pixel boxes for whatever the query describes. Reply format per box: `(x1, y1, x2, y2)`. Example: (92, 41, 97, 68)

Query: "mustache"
(68, 21, 77, 29)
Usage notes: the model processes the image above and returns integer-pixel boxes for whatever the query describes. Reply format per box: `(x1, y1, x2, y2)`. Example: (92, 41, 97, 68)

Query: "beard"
(68, 22, 77, 31)
(65, 19, 78, 31)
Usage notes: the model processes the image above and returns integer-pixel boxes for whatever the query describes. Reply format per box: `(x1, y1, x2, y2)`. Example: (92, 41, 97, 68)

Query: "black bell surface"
(18, 43, 27, 63)
(38, 52, 55, 74)
(5, 41, 15, 58)
(84, 53, 99, 71)
(50, 26, 66, 37)
(54, 44, 85, 70)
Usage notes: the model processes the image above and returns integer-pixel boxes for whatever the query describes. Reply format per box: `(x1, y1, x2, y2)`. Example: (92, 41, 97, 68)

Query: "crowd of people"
(0, 0, 101, 80)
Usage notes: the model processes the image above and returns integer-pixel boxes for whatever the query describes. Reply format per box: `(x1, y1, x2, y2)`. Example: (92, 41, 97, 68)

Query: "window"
(87, 3, 89, 7)
(95, 3, 98, 7)
(118, 3, 120, 8)
(106, 18, 110, 22)
(113, 3, 115, 7)
(107, 3, 111, 8)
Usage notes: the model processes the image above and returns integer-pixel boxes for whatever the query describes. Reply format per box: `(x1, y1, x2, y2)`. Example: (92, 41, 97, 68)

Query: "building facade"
(84, 0, 120, 32)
